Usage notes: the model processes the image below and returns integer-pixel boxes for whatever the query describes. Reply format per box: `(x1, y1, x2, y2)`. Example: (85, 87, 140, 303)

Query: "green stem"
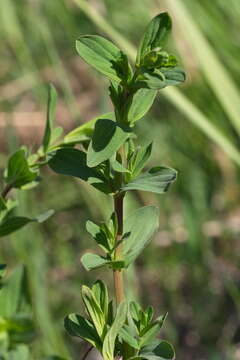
(113, 193, 125, 305)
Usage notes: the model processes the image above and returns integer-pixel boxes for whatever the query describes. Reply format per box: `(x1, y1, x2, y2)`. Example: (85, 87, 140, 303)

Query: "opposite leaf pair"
(65, 281, 174, 360)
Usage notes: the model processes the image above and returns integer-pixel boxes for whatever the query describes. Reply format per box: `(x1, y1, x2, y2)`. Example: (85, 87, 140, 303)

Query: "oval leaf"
(122, 166, 177, 194)
(123, 206, 159, 266)
(87, 119, 131, 167)
(127, 89, 157, 125)
(49, 148, 112, 194)
(81, 253, 108, 271)
(76, 35, 123, 82)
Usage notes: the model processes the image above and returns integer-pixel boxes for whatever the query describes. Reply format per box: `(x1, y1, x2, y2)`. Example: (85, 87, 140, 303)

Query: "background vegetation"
(0, 1, 240, 359)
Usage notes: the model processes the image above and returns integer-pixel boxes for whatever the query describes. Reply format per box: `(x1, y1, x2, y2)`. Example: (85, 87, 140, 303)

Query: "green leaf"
(49, 148, 112, 194)
(0, 197, 7, 212)
(87, 118, 131, 167)
(76, 35, 123, 82)
(102, 301, 128, 360)
(119, 324, 139, 350)
(42, 84, 57, 153)
(136, 13, 172, 66)
(130, 143, 152, 177)
(64, 313, 101, 350)
(123, 206, 159, 266)
(0, 266, 24, 317)
(122, 166, 177, 194)
(0, 217, 33, 237)
(139, 70, 166, 90)
(81, 253, 108, 271)
(140, 314, 167, 348)
(127, 89, 157, 125)
(0, 210, 54, 237)
(86, 221, 111, 253)
(81, 285, 106, 340)
(6, 149, 38, 188)
(110, 159, 130, 173)
(64, 112, 115, 145)
(92, 280, 108, 322)
(139, 340, 175, 360)
(161, 67, 186, 86)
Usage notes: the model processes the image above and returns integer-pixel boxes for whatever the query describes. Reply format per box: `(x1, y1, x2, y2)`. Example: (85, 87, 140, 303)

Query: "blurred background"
(1, 0, 240, 359)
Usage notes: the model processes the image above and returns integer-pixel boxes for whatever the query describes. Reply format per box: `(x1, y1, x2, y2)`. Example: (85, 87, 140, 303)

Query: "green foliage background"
(1, 0, 240, 359)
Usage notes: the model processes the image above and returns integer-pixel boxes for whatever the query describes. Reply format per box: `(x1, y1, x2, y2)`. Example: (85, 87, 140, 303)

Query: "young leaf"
(92, 280, 108, 322)
(81, 285, 106, 340)
(127, 89, 157, 125)
(42, 84, 57, 153)
(6, 149, 38, 188)
(64, 313, 102, 350)
(136, 13, 172, 66)
(139, 340, 175, 360)
(76, 35, 124, 82)
(49, 148, 112, 194)
(0, 266, 24, 317)
(161, 67, 186, 86)
(86, 221, 111, 253)
(123, 206, 159, 266)
(122, 166, 177, 194)
(139, 314, 167, 348)
(81, 253, 108, 271)
(0, 210, 54, 237)
(119, 324, 140, 350)
(64, 112, 115, 145)
(102, 301, 128, 360)
(130, 143, 153, 177)
(139, 70, 166, 90)
(87, 118, 131, 167)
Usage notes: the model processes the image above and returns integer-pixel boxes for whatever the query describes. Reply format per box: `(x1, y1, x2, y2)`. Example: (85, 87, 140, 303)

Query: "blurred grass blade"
(72, 0, 240, 166)
(166, 0, 240, 136)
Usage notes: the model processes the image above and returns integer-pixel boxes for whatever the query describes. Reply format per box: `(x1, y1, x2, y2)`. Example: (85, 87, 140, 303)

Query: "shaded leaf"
(64, 112, 115, 145)
(0, 197, 7, 212)
(139, 340, 175, 360)
(49, 148, 112, 194)
(64, 313, 101, 350)
(0, 210, 54, 238)
(123, 206, 159, 266)
(87, 119, 131, 167)
(86, 220, 111, 253)
(81, 285, 106, 340)
(122, 166, 177, 194)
